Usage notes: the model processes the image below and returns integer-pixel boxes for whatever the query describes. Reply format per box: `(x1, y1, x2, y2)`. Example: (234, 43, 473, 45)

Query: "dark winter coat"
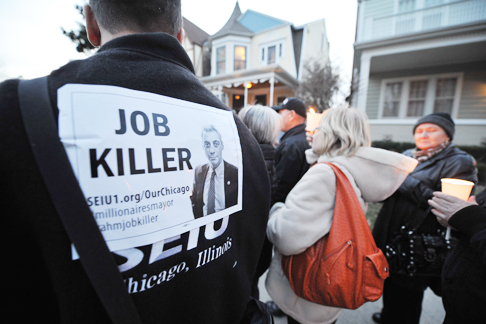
(372, 144, 477, 290)
(1, 33, 270, 324)
(260, 143, 277, 206)
(442, 189, 486, 324)
(274, 123, 310, 203)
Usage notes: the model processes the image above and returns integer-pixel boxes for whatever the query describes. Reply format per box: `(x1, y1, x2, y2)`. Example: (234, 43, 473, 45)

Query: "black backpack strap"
(18, 77, 142, 324)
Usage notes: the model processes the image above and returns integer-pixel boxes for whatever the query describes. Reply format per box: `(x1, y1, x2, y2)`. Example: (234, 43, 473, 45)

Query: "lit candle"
(440, 178, 474, 239)
(306, 108, 323, 132)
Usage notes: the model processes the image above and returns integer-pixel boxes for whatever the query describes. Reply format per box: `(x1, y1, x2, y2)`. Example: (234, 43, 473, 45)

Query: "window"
(434, 78, 457, 114)
(232, 94, 245, 112)
(216, 46, 226, 75)
(407, 80, 428, 117)
(254, 94, 267, 106)
(234, 46, 246, 71)
(425, 0, 443, 8)
(261, 42, 283, 65)
(380, 74, 461, 119)
(398, 0, 416, 12)
(383, 82, 402, 117)
(267, 45, 276, 65)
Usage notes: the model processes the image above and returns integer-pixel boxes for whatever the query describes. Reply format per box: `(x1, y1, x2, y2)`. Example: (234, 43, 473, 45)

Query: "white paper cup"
(440, 178, 474, 201)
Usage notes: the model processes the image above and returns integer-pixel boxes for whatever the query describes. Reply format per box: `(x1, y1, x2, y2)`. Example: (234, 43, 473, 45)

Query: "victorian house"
(187, 2, 330, 112)
(351, 0, 486, 146)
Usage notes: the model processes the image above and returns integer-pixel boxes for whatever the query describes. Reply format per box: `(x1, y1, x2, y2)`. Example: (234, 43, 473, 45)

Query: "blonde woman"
(265, 107, 418, 324)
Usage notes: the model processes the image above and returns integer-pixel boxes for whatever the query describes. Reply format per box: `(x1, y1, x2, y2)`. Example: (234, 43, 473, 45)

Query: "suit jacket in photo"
(191, 160, 238, 218)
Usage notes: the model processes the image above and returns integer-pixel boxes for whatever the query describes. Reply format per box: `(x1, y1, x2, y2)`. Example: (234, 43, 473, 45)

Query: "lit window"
(216, 46, 226, 75)
(234, 46, 246, 71)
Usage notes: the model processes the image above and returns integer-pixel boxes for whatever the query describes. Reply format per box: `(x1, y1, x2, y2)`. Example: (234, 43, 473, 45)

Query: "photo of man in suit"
(191, 125, 238, 219)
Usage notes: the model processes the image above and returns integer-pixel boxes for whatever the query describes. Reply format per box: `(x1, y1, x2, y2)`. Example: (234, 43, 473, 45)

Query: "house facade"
(198, 2, 330, 112)
(351, 0, 486, 146)
(181, 17, 210, 78)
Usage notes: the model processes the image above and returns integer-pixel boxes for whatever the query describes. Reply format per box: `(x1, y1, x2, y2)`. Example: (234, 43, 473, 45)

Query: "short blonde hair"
(312, 107, 371, 157)
(238, 105, 282, 145)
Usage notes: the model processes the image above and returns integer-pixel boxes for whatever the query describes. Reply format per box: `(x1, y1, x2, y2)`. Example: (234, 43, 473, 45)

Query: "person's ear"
(84, 5, 101, 47)
(289, 110, 295, 120)
(176, 28, 185, 44)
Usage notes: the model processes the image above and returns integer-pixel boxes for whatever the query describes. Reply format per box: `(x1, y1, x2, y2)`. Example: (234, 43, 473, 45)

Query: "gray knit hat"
(413, 112, 455, 140)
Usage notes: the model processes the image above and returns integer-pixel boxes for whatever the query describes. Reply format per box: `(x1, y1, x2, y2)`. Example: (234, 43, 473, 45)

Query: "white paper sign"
(58, 84, 242, 255)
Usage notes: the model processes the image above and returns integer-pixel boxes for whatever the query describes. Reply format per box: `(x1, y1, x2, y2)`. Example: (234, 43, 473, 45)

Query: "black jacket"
(260, 143, 277, 206)
(372, 144, 477, 290)
(191, 161, 238, 218)
(1, 33, 270, 324)
(274, 123, 310, 203)
(442, 189, 486, 323)
(373, 144, 477, 250)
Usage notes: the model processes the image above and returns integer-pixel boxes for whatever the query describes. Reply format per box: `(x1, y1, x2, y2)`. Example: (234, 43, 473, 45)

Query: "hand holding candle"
(438, 178, 474, 239)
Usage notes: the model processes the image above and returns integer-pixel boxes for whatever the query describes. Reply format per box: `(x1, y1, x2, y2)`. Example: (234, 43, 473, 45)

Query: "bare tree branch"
(295, 58, 340, 112)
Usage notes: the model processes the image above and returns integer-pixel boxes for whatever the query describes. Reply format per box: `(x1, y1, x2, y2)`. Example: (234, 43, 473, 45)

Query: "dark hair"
(89, 0, 182, 36)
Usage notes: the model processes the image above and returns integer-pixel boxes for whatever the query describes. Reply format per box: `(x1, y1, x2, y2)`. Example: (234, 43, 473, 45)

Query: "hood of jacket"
(306, 147, 418, 202)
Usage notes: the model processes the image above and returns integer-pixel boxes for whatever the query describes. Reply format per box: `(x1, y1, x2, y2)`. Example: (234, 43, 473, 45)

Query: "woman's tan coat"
(265, 147, 417, 324)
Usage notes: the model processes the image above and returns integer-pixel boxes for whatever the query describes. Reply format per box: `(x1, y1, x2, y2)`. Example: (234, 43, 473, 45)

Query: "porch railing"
(361, 0, 486, 42)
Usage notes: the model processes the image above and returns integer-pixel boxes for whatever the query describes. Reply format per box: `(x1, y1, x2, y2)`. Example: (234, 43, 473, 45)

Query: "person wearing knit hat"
(371, 111, 477, 324)
(413, 112, 455, 141)
(411, 112, 454, 158)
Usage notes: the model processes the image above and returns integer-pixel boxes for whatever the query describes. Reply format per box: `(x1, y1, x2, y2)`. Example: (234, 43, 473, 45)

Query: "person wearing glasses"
(191, 125, 238, 219)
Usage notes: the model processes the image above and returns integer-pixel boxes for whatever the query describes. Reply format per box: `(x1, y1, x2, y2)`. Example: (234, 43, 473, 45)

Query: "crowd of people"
(2, 1, 484, 324)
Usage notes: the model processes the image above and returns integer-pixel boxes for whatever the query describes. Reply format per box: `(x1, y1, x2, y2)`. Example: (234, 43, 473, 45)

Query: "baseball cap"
(272, 97, 307, 118)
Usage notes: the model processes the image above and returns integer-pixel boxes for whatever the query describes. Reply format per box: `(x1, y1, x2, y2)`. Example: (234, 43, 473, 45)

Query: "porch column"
(269, 74, 275, 106)
(357, 53, 371, 112)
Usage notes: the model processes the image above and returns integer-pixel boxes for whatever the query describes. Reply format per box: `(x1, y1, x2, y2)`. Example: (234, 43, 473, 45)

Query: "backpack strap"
(18, 77, 142, 324)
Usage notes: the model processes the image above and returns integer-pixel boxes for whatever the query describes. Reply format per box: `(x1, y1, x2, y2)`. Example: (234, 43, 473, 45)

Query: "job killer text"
(89, 109, 193, 178)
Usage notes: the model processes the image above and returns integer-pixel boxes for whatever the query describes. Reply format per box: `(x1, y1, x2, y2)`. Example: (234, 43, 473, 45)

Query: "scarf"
(412, 141, 450, 163)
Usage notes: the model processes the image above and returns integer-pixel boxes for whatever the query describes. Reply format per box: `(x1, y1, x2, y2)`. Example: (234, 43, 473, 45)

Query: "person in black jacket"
(239, 105, 281, 206)
(272, 97, 311, 203)
(1, 1, 271, 323)
(428, 189, 486, 324)
(372, 113, 477, 324)
(239, 105, 282, 300)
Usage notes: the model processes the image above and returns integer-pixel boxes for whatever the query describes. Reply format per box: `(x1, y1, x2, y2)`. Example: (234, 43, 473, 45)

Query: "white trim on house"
(376, 72, 464, 119)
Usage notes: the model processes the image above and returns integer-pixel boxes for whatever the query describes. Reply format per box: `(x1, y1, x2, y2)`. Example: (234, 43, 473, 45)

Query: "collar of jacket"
(408, 143, 458, 174)
(281, 123, 306, 142)
(98, 32, 195, 75)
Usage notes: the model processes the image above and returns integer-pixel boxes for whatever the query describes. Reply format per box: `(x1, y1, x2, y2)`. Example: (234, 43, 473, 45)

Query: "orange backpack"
(281, 162, 389, 309)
